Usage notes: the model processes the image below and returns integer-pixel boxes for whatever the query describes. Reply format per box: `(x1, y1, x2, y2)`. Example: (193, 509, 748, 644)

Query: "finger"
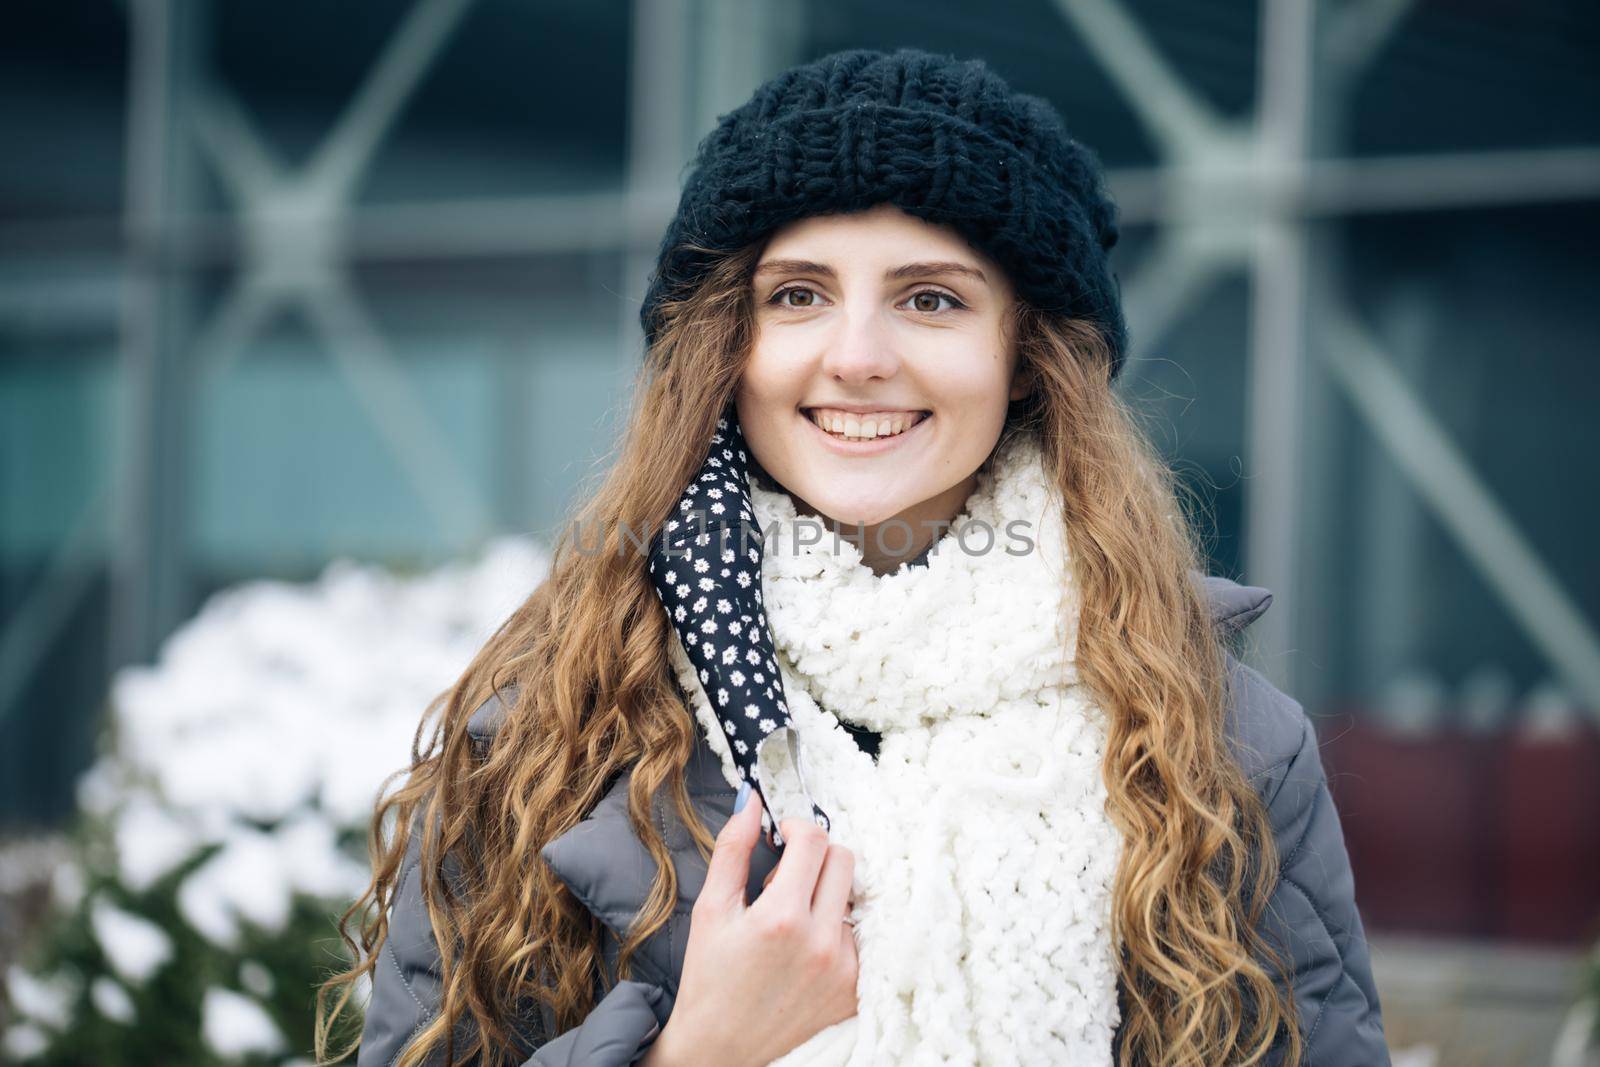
(810, 843, 855, 919)
(754, 818, 829, 914)
(837, 915, 860, 982)
(700, 784, 763, 910)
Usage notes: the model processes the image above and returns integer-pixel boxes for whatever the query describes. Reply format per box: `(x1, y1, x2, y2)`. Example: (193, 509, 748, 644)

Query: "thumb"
(702, 781, 762, 910)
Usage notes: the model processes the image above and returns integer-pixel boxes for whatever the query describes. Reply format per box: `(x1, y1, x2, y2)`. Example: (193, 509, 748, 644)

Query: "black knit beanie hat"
(638, 46, 1130, 380)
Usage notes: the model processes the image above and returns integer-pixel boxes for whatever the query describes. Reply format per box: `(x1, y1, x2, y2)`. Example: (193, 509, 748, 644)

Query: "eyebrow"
(751, 258, 989, 286)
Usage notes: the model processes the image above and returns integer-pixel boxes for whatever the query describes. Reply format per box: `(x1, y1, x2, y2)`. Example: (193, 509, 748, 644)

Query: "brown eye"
(907, 290, 963, 314)
(771, 286, 817, 308)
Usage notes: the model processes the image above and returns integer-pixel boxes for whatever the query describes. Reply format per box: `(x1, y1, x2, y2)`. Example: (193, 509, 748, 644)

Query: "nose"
(818, 304, 900, 384)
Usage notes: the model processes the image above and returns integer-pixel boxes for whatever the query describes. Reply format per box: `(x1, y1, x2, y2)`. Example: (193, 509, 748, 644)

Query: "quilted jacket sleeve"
(1231, 656, 1390, 1066)
(356, 805, 673, 1067)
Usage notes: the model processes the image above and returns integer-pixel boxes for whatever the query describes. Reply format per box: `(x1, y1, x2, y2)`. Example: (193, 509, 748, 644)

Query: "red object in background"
(1319, 711, 1600, 944)
(1320, 712, 1501, 937)
(1501, 729, 1600, 942)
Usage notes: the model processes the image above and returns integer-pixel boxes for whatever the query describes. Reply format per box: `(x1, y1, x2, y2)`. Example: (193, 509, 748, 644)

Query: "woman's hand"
(641, 787, 859, 1067)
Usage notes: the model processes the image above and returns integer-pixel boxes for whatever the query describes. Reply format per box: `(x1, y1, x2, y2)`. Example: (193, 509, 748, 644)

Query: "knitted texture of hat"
(638, 46, 1130, 379)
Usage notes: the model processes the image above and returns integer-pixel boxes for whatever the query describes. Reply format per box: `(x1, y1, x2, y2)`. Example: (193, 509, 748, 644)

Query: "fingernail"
(733, 781, 751, 813)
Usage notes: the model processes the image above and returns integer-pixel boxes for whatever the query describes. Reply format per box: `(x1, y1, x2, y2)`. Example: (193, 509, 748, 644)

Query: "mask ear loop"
(760, 727, 831, 851)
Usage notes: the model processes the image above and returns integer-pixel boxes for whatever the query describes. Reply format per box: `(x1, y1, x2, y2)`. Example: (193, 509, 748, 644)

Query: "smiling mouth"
(801, 407, 931, 442)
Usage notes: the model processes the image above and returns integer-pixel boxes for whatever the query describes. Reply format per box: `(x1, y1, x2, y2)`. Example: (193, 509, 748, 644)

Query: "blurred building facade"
(3, 0, 1597, 956)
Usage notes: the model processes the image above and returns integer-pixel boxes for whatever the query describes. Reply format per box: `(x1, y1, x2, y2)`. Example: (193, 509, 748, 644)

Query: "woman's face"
(735, 202, 1026, 560)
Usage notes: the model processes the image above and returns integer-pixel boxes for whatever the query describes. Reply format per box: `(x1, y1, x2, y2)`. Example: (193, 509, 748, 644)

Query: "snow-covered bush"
(2, 537, 550, 1065)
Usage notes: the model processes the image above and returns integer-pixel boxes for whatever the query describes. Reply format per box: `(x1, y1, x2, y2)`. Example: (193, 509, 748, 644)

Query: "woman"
(316, 47, 1388, 1067)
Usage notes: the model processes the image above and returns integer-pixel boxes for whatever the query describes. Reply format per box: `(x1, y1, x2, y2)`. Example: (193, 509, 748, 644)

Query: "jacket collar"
(1197, 571, 1274, 637)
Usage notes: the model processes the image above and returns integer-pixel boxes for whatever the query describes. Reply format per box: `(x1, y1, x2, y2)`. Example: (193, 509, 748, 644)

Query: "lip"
(799, 407, 931, 456)
(804, 402, 927, 415)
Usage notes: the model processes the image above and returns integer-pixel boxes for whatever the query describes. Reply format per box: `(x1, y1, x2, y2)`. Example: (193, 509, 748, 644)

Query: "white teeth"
(806, 408, 925, 441)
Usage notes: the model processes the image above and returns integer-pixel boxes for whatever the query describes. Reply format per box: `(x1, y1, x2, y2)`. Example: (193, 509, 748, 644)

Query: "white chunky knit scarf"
(664, 431, 1124, 1066)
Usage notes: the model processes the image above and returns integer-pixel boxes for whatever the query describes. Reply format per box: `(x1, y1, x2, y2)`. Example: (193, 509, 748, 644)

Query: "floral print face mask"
(645, 410, 829, 848)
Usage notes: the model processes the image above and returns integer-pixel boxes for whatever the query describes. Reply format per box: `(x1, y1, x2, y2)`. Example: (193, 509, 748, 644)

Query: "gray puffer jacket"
(357, 575, 1389, 1066)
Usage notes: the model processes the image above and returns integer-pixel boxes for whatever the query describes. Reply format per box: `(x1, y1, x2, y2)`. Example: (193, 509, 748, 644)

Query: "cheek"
(738, 339, 805, 408)
(734, 347, 805, 450)
(929, 350, 1014, 415)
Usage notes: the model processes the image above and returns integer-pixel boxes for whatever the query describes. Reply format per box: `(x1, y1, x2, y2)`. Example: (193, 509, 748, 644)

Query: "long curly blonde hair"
(313, 237, 1301, 1067)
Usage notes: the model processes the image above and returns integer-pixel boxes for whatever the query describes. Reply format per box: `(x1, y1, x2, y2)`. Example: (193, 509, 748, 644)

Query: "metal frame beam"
(3, 0, 1599, 738)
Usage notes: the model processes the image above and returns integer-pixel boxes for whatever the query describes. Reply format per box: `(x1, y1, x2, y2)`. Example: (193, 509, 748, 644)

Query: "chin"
(796, 488, 907, 528)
